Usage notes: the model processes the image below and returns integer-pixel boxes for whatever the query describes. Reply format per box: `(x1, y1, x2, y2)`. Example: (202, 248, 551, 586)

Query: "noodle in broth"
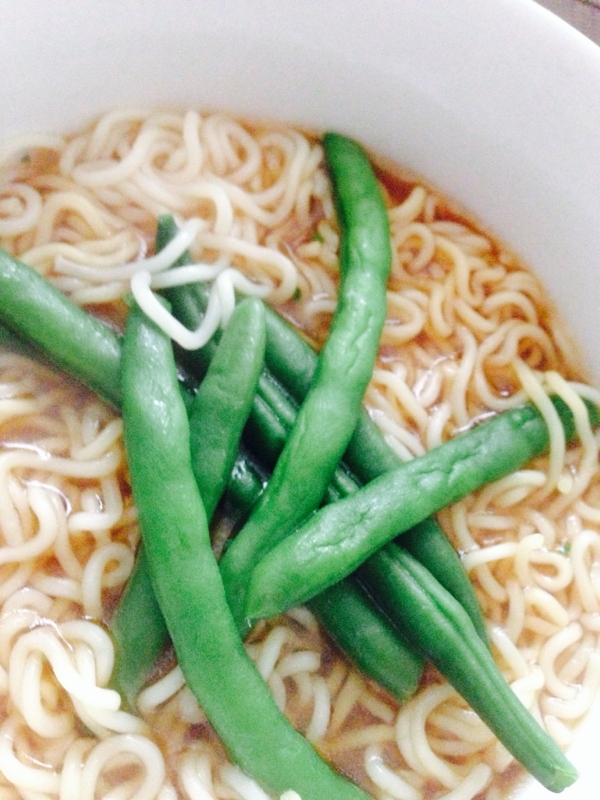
(0, 109, 599, 800)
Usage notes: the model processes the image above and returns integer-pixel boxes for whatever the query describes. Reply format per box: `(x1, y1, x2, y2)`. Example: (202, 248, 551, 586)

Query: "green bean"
(219, 132, 393, 629)
(358, 544, 578, 792)
(243, 386, 355, 505)
(110, 548, 163, 707)
(158, 219, 422, 702)
(158, 208, 485, 642)
(263, 297, 400, 477)
(245, 396, 600, 619)
(309, 579, 422, 702)
(401, 517, 488, 642)
(244, 371, 356, 503)
(0, 248, 122, 407)
(121, 301, 370, 800)
(189, 297, 266, 520)
(0, 225, 422, 708)
(225, 448, 268, 518)
(235, 377, 425, 700)
(246, 374, 363, 504)
(261, 304, 487, 638)
(112, 298, 265, 704)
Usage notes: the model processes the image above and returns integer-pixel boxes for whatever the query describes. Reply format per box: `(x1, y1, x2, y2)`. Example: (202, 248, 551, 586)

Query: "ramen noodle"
(0, 109, 599, 800)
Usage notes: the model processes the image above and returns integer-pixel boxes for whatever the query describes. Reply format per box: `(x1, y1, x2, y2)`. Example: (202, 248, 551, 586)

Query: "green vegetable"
(0, 248, 122, 407)
(358, 544, 578, 793)
(245, 396, 600, 619)
(121, 301, 370, 800)
(188, 297, 266, 520)
(219, 132, 393, 630)
(401, 517, 488, 643)
(111, 298, 265, 706)
(259, 257, 487, 639)
(110, 548, 163, 707)
(309, 579, 422, 702)
(0, 224, 423, 708)
(150, 215, 424, 703)
(0, 219, 476, 709)
(153, 228, 422, 704)
(246, 370, 367, 504)
(263, 292, 400, 478)
(158, 210, 484, 645)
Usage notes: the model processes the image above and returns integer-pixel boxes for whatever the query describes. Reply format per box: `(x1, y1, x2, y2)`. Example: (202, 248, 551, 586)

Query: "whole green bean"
(261, 298, 487, 638)
(219, 132, 393, 629)
(111, 298, 265, 705)
(154, 220, 422, 693)
(358, 544, 578, 793)
(243, 387, 354, 506)
(189, 297, 266, 520)
(245, 396, 600, 619)
(0, 223, 423, 709)
(110, 548, 163, 707)
(0, 221, 460, 709)
(309, 579, 422, 702)
(121, 301, 370, 800)
(158, 209, 485, 644)
(401, 517, 488, 642)
(0, 248, 122, 407)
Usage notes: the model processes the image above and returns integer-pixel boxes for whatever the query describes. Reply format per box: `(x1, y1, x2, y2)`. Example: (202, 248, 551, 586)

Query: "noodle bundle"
(0, 108, 599, 800)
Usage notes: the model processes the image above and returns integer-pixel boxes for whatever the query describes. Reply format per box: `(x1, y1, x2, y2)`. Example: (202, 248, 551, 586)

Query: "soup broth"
(0, 109, 599, 800)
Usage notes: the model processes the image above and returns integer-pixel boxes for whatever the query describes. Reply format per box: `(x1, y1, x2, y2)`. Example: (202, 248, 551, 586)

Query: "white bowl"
(1, 1, 600, 797)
